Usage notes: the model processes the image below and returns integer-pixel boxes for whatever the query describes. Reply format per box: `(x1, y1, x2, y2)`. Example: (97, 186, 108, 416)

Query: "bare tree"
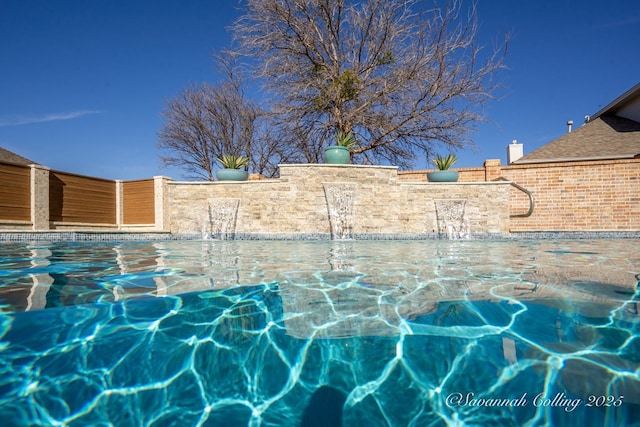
(158, 54, 292, 180)
(247, 112, 303, 177)
(232, 0, 507, 167)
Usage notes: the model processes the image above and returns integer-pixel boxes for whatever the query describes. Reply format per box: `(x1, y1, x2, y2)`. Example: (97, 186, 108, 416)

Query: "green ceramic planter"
(324, 146, 350, 164)
(427, 170, 459, 182)
(216, 169, 248, 181)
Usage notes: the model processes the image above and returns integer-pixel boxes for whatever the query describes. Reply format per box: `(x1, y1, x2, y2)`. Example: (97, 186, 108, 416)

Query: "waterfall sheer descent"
(203, 198, 240, 239)
(435, 199, 470, 239)
(323, 183, 356, 240)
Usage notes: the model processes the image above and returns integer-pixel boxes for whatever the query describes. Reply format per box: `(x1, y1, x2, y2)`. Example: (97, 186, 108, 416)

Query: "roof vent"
(567, 120, 573, 133)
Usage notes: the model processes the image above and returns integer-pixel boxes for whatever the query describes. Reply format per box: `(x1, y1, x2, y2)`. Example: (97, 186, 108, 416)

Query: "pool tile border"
(508, 231, 640, 240)
(0, 231, 639, 242)
(0, 232, 177, 242)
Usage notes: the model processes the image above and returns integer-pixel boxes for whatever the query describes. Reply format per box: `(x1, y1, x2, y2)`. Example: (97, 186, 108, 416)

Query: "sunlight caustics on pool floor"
(0, 239, 638, 426)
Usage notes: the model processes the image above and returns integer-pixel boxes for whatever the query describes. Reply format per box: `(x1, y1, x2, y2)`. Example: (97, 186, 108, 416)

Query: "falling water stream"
(434, 199, 470, 239)
(323, 183, 356, 240)
(203, 198, 240, 240)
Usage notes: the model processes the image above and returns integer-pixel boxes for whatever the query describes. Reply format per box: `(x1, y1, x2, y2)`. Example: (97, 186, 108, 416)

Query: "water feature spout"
(323, 183, 356, 240)
(434, 199, 470, 239)
(204, 198, 240, 239)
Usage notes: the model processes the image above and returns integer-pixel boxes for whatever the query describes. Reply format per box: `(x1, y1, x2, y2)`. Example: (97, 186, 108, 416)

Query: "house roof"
(514, 82, 640, 164)
(590, 81, 640, 123)
(0, 146, 38, 166)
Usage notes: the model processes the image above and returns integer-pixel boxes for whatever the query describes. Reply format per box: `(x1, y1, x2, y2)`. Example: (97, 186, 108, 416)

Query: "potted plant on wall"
(216, 154, 249, 181)
(427, 153, 459, 182)
(324, 130, 356, 164)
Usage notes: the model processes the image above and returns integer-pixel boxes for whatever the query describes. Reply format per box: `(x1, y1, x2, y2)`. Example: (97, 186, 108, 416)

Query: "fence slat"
(0, 163, 30, 221)
(123, 179, 155, 224)
(49, 171, 116, 224)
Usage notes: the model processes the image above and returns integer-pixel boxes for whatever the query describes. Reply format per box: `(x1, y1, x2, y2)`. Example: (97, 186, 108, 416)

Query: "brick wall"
(503, 159, 640, 231)
(399, 158, 640, 232)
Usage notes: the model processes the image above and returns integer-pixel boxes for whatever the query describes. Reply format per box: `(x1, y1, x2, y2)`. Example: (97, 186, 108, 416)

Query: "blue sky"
(1, 0, 639, 180)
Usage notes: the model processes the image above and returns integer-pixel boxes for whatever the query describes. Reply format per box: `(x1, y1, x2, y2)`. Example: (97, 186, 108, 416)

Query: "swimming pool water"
(0, 239, 638, 426)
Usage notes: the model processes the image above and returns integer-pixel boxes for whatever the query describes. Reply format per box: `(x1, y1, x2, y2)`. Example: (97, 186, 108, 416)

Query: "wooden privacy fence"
(49, 170, 117, 224)
(0, 162, 31, 222)
(123, 179, 155, 224)
(0, 161, 164, 230)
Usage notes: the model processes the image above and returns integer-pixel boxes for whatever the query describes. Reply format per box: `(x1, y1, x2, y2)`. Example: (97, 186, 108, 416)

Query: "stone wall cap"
(29, 164, 51, 171)
(400, 181, 512, 186)
(168, 180, 275, 185)
(278, 163, 398, 170)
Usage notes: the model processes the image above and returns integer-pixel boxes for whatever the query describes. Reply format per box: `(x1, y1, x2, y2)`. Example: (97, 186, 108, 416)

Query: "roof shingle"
(0, 146, 38, 166)
(514, 115, 640, 164)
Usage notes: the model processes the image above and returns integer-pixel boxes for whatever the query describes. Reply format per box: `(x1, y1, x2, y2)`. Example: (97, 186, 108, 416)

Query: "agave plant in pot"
(427, 153, 459, 182)
(216, 154, 249, 181)
(324, 130, 356, 164)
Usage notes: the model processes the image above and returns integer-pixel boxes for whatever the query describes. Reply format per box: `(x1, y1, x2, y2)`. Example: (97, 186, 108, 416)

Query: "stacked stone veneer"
(167, 164, 511, 236)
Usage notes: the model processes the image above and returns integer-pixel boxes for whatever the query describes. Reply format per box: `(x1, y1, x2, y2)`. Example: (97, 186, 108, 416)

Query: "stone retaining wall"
(167, 164, 511, 237)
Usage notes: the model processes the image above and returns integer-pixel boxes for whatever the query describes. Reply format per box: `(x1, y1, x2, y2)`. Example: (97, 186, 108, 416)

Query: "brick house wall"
(503, 159, 639, 231)
(399, 158, 640, 232)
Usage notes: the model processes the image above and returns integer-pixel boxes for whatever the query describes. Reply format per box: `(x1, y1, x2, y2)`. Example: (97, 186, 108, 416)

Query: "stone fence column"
(154, 176, 172, 231)
(30, 164, 50, 230)
(115, 180, 123, 229)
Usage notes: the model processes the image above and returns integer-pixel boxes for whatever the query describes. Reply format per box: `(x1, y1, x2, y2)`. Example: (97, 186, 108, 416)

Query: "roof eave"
(513, 154, 638, 164)
(589, 81, 640, 121)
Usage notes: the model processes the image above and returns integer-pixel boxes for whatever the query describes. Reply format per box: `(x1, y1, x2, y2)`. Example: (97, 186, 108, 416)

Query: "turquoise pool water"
(0, 239, 638, 426)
